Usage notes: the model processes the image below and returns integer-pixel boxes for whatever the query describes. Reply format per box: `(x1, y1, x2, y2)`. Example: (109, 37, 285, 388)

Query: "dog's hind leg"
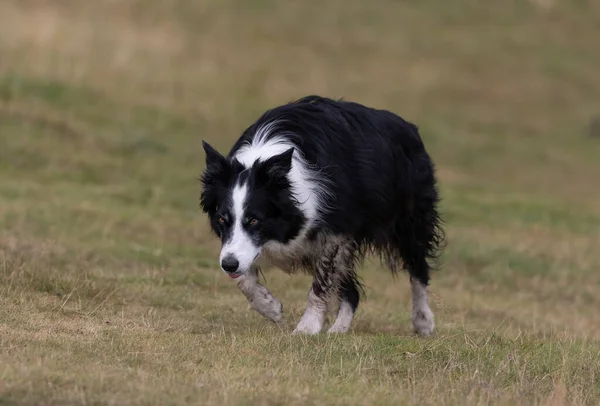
(398, 237, 436, 336)
(410, 275, 434, 336)
(237, 266, 283, 323)
(397, 205, 442, 336)
(294, 238, 355, 335)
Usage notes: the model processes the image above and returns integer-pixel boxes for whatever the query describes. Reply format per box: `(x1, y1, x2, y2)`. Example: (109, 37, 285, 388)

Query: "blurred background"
(1, 1, 600, 404)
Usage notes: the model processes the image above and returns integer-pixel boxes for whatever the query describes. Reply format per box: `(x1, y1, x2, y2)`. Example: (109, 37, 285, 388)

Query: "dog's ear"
(202, 140, 228, 170)
(200, 141, 231, 215)
(254, 148, 294, 188)
(263, 148, 294, 176)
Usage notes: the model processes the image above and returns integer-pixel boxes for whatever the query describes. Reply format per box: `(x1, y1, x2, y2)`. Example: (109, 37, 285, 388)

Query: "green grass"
(1, 0, 600, 404)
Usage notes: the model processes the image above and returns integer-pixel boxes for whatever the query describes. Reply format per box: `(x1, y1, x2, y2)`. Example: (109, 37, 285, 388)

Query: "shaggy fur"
(200, 95, 445, 335)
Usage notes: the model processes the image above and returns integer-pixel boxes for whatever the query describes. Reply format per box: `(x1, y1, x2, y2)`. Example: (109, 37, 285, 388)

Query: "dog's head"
(200, 141, 306, 278)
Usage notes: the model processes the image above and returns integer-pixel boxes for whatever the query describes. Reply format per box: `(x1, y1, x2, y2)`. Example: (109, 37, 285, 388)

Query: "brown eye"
(249, 218, 259, 226)
(218, 217, 225, 224)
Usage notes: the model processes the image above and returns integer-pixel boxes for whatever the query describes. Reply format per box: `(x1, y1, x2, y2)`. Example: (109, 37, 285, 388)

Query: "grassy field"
(1, 1, 600, 404)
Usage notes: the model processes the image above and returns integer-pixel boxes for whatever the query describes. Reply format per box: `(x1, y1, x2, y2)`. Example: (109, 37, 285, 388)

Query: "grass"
(1, 0, 600, 404)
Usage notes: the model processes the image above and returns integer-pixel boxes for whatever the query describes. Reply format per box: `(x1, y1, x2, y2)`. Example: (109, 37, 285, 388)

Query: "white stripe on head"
(219, 180, 261, 274)
(232, 181, 247, 225)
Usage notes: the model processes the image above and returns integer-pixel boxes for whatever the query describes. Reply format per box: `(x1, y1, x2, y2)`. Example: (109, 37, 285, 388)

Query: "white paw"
(292, 324, 321, 335)
(292, 312, 324, 335)
(249, 294, 283, 323)
(327, 323, 350, 334)
(412, 307, 435, 337)
(327, 301, 354, 334)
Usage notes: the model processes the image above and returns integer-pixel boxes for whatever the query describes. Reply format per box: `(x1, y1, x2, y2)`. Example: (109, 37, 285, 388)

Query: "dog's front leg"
(236, 267, 283, 323)
(293, 241, 346, 335)
(292, 285, 328, 335)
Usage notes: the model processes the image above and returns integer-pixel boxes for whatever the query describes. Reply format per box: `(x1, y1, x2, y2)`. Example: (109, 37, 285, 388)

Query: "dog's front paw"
(250, 292, 283, 323)
(327, 323, 350, 334)
(292, 312, 324, 335)
(292, 324, 321, 335)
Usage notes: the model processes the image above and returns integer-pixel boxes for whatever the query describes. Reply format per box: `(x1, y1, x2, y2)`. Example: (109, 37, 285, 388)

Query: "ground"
(1, 1, 600, 405)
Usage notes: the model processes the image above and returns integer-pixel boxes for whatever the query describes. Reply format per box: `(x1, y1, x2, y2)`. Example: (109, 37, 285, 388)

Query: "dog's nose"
(221, 256, 239, 274)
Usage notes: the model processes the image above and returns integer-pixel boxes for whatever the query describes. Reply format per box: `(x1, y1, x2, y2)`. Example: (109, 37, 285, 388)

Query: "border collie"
(200, 96, 445, 336)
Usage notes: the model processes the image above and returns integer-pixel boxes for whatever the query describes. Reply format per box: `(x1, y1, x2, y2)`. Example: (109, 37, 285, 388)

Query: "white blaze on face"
(219, 182, 261, 274)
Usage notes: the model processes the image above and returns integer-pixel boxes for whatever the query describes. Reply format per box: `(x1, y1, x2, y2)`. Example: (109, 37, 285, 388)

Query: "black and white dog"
(200, 96, 444, 336)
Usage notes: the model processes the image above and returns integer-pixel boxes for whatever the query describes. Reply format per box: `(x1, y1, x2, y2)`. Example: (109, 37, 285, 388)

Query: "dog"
(200, 96, 445, 336)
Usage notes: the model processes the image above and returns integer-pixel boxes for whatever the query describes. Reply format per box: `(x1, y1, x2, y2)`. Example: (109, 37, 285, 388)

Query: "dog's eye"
(218, 217, 226, 224)
(249, 218, 259, 226)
